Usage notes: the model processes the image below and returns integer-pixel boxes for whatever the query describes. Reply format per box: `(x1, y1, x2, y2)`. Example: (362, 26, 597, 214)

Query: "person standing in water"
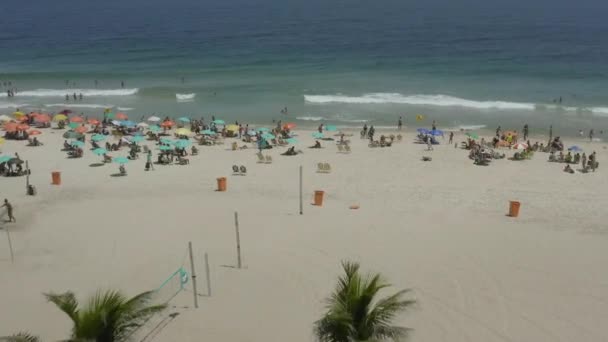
(398, 116, 403, 130)
(121, 81, 125, 88)
(523, 124, 529, 140)
(589, 129, 594, 142)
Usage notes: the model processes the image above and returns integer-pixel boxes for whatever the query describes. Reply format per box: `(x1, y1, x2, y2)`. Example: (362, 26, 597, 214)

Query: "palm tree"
(45, 289, 166, 342)
(314, 261, 416, 342)
(0, 333, 39, 342)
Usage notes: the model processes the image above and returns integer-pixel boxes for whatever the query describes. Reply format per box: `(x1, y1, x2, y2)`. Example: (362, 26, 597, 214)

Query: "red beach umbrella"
(28, 130, 42, 136)
(161, 121, 175, 128)
(115, 113, 128, 120)
(88, 118, 101, 125)
(74, 126, 88, 134)
(34, 114, 51, 123)
(17, 124, 30, 131)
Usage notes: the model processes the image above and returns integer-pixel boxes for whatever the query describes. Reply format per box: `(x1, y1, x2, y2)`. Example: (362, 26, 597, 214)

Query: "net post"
(188, 241, 199, 308)
(235, 212, 242, 269)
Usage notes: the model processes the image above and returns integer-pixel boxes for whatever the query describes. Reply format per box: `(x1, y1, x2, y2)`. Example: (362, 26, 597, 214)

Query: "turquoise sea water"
(1, 0, 608, 135)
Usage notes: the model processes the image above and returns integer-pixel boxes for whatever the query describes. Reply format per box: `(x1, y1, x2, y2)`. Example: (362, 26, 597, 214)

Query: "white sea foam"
(176, 93, 196, 101)
(304, 93, 536, 110)
(296, 116, 327, 121)
(0, 103, 29, 109)
(44, 103, 114, 109)
(1, 88, 139, 97)
(117, 107, 134, 111)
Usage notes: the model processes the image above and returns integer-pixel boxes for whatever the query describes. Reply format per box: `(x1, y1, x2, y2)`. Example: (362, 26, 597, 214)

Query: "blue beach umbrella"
(568, 145, 583, 152)
(262, 133, 275, 140)
(121, 120, 136, 127)
(312, 132, 324, 139)
(417, 128, 429, 134)
(174, 139, 192, 148)
(429, 129, 444, 136)
(213, 119, 225, 125)
(160, 138, 173, 145)
(113, 157, 129, 164)
(71, 140, 85, 148)
(91, 134, 106, 142)
(159, 145, 173, 151)
(325, 125, 338, 132)
(178, 117, 191, 123)
(285, 138, 299, 144)
(201, 129, 216, 135)
(0, 155, 12, 163)
(257, 127, 270, 132)
(149, 125, 161, 133)
(93, 148, 108, 156)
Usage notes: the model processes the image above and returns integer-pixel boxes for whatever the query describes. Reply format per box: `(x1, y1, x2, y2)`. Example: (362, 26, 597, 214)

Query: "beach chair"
(232, 165, 240, 174)
(256, 152, 265, 163)
(337, 145, 345, 153)
(323, 162, 332, 173)
(265, 155, 273, 164)
(177, 156, 189, 165)
(119, 165, 127, 176)
(344, 145, 352, 153)
(240, 165, 247, 175)
(317, 162, 325, 173)
(103, 155, 112, 163)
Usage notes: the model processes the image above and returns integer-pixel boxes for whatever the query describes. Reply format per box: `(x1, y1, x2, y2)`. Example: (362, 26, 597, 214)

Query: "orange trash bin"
(509, 201, 521, 217)
(51, 171, 61, 185)
(314, 190, 325, 206)
(216, 177, 227, 191)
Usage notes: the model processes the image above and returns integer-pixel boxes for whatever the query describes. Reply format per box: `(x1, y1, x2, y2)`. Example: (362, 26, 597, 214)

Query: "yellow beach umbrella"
(13, 111, 25, 118)
(175, 128, 192, 136)
(53, 114, 68, 122)
(0, 137, 5, 145)
(226, 124, 239, 132)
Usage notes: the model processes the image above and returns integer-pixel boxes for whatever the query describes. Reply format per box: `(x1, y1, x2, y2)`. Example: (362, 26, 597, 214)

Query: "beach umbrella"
(63, 131, 83, 139)
(466, 132, 479, 140)
(113, 156, 129, 164)
(121, 120, 136, 127)
(93, 148, 108, 156)
(148, 116, 161, 122)
(3, 122, 17, 132)
(115, 113, 128, 120)
(283, 123, 296, 130)
(34, 114, 51, 123)
(257, 127, 270, 132)
(429, 129, 444, 136)
(178, 117, 191, 123)
(91, 134, 106, 142)
(159, 145, 173, 151)
(160, 138, 173, 145)
(312, 132, 324, 139)
(0, 155, 12, 163)
(285, 138, 298, 144)
(74, 126, 88, 134)
(53, 114, 68, 122)
(175, 128, 193, 136)
(325, 125, 338, 132)
(88, 118, 101, 125)
(149, 125, 161, 133)
(212, 119, 225, 125)
(0, 115, 12, 122)
(247, 130, 257, 135)
(417, 128, 429, 134)
(568, 145, 583, 152)
(0, 137, 4, 145)
(137, 122, 149, 128)
(12, 111, 25, 118)
(262, 133, 275, 140)
(131, 131, 144, 136)
(174, 139, 192, 148)
(71, 140, 85, 148)
(28, 130, 42, 136)
(105, 112, 116, 120)
(512, 143, 528, 150)
(226, 124, 239, 132)
(17, 124, 30, 131)
(201, 129, 216, 135)
(68, 122, 80, 129)
(161, 121, 175, 128)
(70, 116, 84, 123)
(130, 136, 144, 143)
(111, 120, 122, 126)
(16, 115, 29, 122)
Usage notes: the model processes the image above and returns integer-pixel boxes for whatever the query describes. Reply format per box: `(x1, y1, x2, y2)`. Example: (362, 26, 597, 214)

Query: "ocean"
(1, 0, 608, 136)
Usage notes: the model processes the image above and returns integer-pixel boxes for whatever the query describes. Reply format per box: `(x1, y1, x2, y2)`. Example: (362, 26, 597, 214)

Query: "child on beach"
(1, 199, 15, 222)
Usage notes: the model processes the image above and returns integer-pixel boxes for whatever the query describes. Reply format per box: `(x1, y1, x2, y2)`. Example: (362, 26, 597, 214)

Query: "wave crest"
(2, 88, 139, 97)
(176, 93, 196, 101)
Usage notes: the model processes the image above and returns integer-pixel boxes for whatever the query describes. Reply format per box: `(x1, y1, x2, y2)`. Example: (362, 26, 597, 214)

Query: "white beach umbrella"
(137, 122, 149, 128)
(513, 143, 528, 150)
(148, 116, 161, 122)
(0, 114, 12, 122)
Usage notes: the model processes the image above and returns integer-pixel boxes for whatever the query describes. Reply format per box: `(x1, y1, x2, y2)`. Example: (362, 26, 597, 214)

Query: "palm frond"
(44, 291, 79, 326)
(0, 332, 40, 342)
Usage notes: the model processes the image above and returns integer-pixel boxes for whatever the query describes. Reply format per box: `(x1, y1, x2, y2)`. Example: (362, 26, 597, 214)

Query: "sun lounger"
(265, 155, 273, 164)
(232, 165, 240, 174)
(177, 157, 189, 165)
(344, 145, 351, 153)
(317, 162, 331, 173)
(103, 155, 112, 163)
(256, 152, 265, 163)
(337, 145, 345, 153)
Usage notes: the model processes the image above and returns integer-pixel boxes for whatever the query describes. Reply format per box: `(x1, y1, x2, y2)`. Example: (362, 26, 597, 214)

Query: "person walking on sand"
(589, 129, 594, 142)
(1, 199, 15, 222)
(398, 116, 403, 130)
(523, 124, 529, 140)
(549, 125, 553, 142)
(449, 131, 454, 144)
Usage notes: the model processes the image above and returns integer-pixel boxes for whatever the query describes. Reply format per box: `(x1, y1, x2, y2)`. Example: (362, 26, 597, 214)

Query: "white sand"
(1, 127, 608, 342)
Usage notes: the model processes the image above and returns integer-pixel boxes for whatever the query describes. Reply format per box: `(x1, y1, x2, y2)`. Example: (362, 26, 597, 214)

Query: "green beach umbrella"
(285, 138, 299, 144)
(71, 140, 85, 148)
(212, 119, 225, 125)
(257, 127, 270, 132)
(160, 138, 173, 145)
(105, 112, 115, 120)
(201, 129, 216, 135)
(91, 134, 106, 142)
(159, 145, 173, 151)
(174, 139, 192, 148)
(325, 125, 338, 132)
(178, 117, 191, 123)
(113, 157, 129, 164)
(63, 131, 84, 139)
(149, 125, 161, 133)
(262, 133, 275, 140)
(130, 136, 144, 143)
(93, 148, 108, 156)
(0, 155, 12, 163)
(466, 132, 479, 140)
(312, 132, 324, 139)
(68, 122, 80, 129)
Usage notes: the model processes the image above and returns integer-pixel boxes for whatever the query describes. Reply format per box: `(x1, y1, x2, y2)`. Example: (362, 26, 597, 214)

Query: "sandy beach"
(1, 123, 608, 342)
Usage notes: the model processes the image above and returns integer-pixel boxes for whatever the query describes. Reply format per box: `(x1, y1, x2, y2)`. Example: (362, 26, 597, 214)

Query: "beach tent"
(148, 116, 161, 122)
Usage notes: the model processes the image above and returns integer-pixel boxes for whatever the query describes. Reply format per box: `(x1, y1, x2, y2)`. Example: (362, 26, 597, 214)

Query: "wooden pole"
(25, 160, 30, 191)
(204, 252, 211, 297)
(5, 227, 14, 263)
(188, 241, 199, 308)
(234, 211, 242, 269)
(299, 165, 303, 215)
